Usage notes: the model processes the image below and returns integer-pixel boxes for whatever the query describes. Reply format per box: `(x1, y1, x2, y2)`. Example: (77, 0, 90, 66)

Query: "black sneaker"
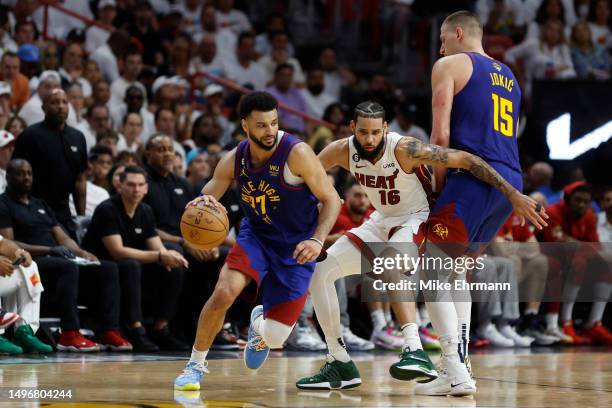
(150, 327, 190, 351)
(211, 322, 240, 350)
(126, 326, 159, 352)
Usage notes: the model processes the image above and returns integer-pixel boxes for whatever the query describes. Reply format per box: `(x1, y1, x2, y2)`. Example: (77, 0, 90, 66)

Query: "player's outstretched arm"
(397, 137, 549, 229)
(317, 139, 349, 171)
(187, 148, 237, 213)
(289, 143, 342, 264)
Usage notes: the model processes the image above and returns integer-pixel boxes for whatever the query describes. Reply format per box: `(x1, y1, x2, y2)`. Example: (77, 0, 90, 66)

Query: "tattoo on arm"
(467, 155, 515, 199)
(403, 138, 450, 164)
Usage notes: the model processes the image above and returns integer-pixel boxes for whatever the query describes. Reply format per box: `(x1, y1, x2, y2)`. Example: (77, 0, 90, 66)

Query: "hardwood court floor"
(0, 349, 611, 407)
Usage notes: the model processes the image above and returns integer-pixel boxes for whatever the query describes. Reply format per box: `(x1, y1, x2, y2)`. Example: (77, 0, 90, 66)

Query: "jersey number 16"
(491, 93, 514, 137)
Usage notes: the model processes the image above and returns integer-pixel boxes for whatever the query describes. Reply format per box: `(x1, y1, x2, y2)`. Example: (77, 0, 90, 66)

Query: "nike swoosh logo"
(356, 165, 367, 168)
(408, 356, 429, 363)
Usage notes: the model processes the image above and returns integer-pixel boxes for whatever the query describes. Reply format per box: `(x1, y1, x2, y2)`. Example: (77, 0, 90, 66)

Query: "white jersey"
(348, 132, 431, 219)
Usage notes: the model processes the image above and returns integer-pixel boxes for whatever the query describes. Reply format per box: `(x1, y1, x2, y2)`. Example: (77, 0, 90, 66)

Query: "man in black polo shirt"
(13, 89, 87, 239)
(83, 166, 190, 351)
(0, 159, 131, 352)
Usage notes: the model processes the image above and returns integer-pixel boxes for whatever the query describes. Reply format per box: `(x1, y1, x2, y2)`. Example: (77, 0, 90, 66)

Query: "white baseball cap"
(204, 83, 224, 97)
(38, 70, 61, 85)
(98, 0, 117, 9)
(0, 81, 11, 96)
(0, 130, 15, 148)
(152, 76, 172, 94)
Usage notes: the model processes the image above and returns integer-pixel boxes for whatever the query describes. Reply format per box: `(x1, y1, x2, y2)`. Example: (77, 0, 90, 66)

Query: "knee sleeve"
(260, 318, 294, 349)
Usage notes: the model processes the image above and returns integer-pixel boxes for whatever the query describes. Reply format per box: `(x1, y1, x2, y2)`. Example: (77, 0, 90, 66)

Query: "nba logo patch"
(135, 228, 142, 234)
(492, 62, 502, 72)
(70, 146, 78, 152)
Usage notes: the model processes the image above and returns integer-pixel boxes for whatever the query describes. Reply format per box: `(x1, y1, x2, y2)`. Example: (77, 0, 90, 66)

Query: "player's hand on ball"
(186, 195, 227, 214)
(293, 240, 322, 264)
(510, 192, 549, 230)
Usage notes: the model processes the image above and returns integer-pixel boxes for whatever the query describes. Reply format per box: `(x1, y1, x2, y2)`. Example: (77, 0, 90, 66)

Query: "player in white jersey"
(296, 101, 546, 391)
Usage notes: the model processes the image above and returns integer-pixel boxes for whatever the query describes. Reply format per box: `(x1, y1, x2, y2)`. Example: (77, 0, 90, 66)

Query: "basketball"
(180, 205, 229, 249)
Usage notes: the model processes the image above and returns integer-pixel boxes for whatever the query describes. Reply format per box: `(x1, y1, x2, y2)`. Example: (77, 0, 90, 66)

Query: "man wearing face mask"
(300, 67, 336, 120)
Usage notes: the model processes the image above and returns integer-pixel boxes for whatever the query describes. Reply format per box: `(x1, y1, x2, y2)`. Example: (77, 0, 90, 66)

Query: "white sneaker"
(371, 328, 403, 350)
(499, 325, 534, 347)
(286, 324, 327, 351)
(479, 323, 514, 347)
(414, 358, 477, 396)
(544, 325, 573, 344)
(342, 326, 375, 351)
(522, 327, 559, 346)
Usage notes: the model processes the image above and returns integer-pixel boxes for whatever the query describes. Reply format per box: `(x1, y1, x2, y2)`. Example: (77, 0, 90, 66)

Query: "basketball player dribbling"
(174, 92, 341, 391)
(297, 101, 547, 391)
(412, 11, 549, 396)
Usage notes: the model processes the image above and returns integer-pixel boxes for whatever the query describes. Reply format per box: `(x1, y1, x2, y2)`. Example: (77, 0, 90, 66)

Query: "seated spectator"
(0, 236, 52, 354)
(69, 146, 112, 217)
(526, 0, 572, 40)
(173, 151, 186, 178)
(309, 102, 349, 149)
(192, 112, 224, 153)
(111, 85, 155, 140)
(82, 166, 189, 351)
(66, 82, 86, 126)
(588, 0, 611, 47)
(193, 4, 237, 65)
(92, 80, 112, 110)
(126, 1, 163, 67)
(215, 0, 252, 35)
(318, 47, 357, 100)
(17, 43, 40, 81)
(0, 52, 29, 111)
(259, 31, 305, 87)
(265, 63, 307, 134)
(155, 109, 187, 161)
(90, 29, 131, 84)
(59, 43, 91, 98)
(115, 151, 140, 166)
(477, 0, 525, 36)
(118, 112, 144, 153)
(255, 13, 295, 58)
(5, 116, 26, 138)
(110, 49, 144, 107)
(197, 85, 235, 146)
(97, 128, 122, 157)
(570, 20, 611, 79)
(0, 129, 14, 193)
(83, 60, 104, 98)
(13, 20, 37, 48)
(388, 104, 429, 143)
(505, 19, 576, 97)
(185, 149, 211, 188)
(85, 0, 117, 54)
(300, 67, 337, 120)
(77, 104, 113, 151)
(39, 42, 60, 73)
(161, 34, 192, 78)
(18, 71, 78, 127)
(106, 163, 125, 196)
(0, 159, 130, 352)
(225, 32, 267, 91)
(188, 35, 228, 78)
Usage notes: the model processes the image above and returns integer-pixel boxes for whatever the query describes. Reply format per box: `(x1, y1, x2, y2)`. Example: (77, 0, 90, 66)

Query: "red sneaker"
(0, 309, 19, 330)
(561, 321, 591, 345)
(583, 321, 612, 346)
(96, 330, 133, 351)
(58, 330, 101, 352)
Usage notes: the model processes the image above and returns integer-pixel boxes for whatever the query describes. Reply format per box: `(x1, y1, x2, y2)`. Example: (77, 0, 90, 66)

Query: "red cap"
(563, 181, 587, 197)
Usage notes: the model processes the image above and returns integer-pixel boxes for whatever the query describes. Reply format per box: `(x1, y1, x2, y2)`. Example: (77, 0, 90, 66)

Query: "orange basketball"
(180, 205, 229, 249)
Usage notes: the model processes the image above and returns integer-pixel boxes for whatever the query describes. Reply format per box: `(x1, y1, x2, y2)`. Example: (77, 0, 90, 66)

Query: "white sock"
(371, 309, 386, 332)
(426, 301, 460, 361)
(560, 302, 575, 322)
(455, 301, 471, 360)
(326, 336, 351, 363)
(560, 284, 580, 321)
(384, 310, 393, 325)
(545, 313, 559, 329)
(189, 348, 208, 365)
(419, 306, 431, 327)
(438, 335, 461, 363)
(401, 323, 422, 351)
(525, 308, 538, 316)
(587, 302, 608, 328)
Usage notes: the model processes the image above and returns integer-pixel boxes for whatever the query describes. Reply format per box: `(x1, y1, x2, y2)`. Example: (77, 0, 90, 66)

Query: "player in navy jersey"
(413, 11, 549, 396)
(174, 92, 341, 391)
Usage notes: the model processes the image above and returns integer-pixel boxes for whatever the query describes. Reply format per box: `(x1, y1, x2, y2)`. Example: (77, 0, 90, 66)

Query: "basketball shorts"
(226, 222, 314, 326)
(416, 162, 522, 257)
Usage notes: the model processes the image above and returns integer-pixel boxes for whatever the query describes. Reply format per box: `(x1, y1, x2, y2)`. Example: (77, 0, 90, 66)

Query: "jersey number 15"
(491, 93, 513, 137)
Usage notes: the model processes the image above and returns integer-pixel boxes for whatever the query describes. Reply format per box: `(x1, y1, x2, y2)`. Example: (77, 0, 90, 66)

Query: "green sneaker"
(13, 325, 53, 354)
(0, 334, 23, 355)
(389, 348, 438, 382)
(296, 355, 362, 390)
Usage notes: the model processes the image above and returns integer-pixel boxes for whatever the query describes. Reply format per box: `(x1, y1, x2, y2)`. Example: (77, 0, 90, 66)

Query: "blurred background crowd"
(0, 0, 610, 355)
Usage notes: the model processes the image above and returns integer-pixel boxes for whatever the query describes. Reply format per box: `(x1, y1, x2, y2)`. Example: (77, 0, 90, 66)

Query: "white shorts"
(347, 210, 429, 244)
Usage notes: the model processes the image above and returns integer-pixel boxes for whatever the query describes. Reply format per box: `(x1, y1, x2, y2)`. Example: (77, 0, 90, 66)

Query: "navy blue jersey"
(234, 132, 319, 247)
(450, 52, 522, 173)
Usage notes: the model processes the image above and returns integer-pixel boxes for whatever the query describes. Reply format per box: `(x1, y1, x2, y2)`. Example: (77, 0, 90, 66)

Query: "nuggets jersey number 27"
(450, 52, 522, 173)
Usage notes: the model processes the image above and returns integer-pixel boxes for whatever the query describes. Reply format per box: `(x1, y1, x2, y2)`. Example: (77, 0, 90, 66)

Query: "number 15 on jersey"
(491, 93, 514, 137)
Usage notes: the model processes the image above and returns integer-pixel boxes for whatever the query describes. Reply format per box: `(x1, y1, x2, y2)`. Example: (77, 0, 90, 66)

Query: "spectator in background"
(0, 129, 14, 193)
(266, 63, 307, 134)
(215, 0, 252, 35)
(13, 88, 87, 238)
(16, 43, 40, 81)
(69, 145, 112, 217)
(82, 166, 189, 351)
(96, 128, 121, 157)
(505, 19, 576, 97)
(318, 47, 357, 100)
(199, 84, 235, 146)
(110, 49, 143, 107)
(5, 116, 26, 139)
(162, 34, 191, 78)
(570, 20, 611, 79)
(188, 35, 227, 78)
(13, 20, 37, 47)
(0, 159, 130, 352)
(59, 43, 91, 98)
(528, 161, 562, 203)
(83, 60, 104, 94)
(300, 67, 336, 120)
(176, 0, 204, 35)
(193, 4, 237, 65)
(173, 151, 185, 178)
(0, 52, 29, 111)
(388, 103, 429, 143)
(309, 102, 349, 149)
(0, 8, 17, 57)
(111, 85, 155, 140)
(66, 82, 86, 125)
(155, 108, 186, 160)
(39, 42, 60, 73)
(523, 0, 577, 29)
(185, 150, 211, 188)
(85, 0, 117, 54)
(118, 112, 144, 153)
(588, 0, 611, 47)
(255, 13, 295, 57)
(225, 32, 267, 91)
(598, 187, 612, 245)
(77, 104, 112, 151)
(478, 0, 526, 36)
(259, 31, 305, 87)
(90, 28, 131, 84)
(526, 0, 571, 39)
(19, 70, 78, 127)
(191, 112, 224, 153)
(126, 1, 163, 67)
(92, 80, 112, 110)
(0, 82, 10, 125)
